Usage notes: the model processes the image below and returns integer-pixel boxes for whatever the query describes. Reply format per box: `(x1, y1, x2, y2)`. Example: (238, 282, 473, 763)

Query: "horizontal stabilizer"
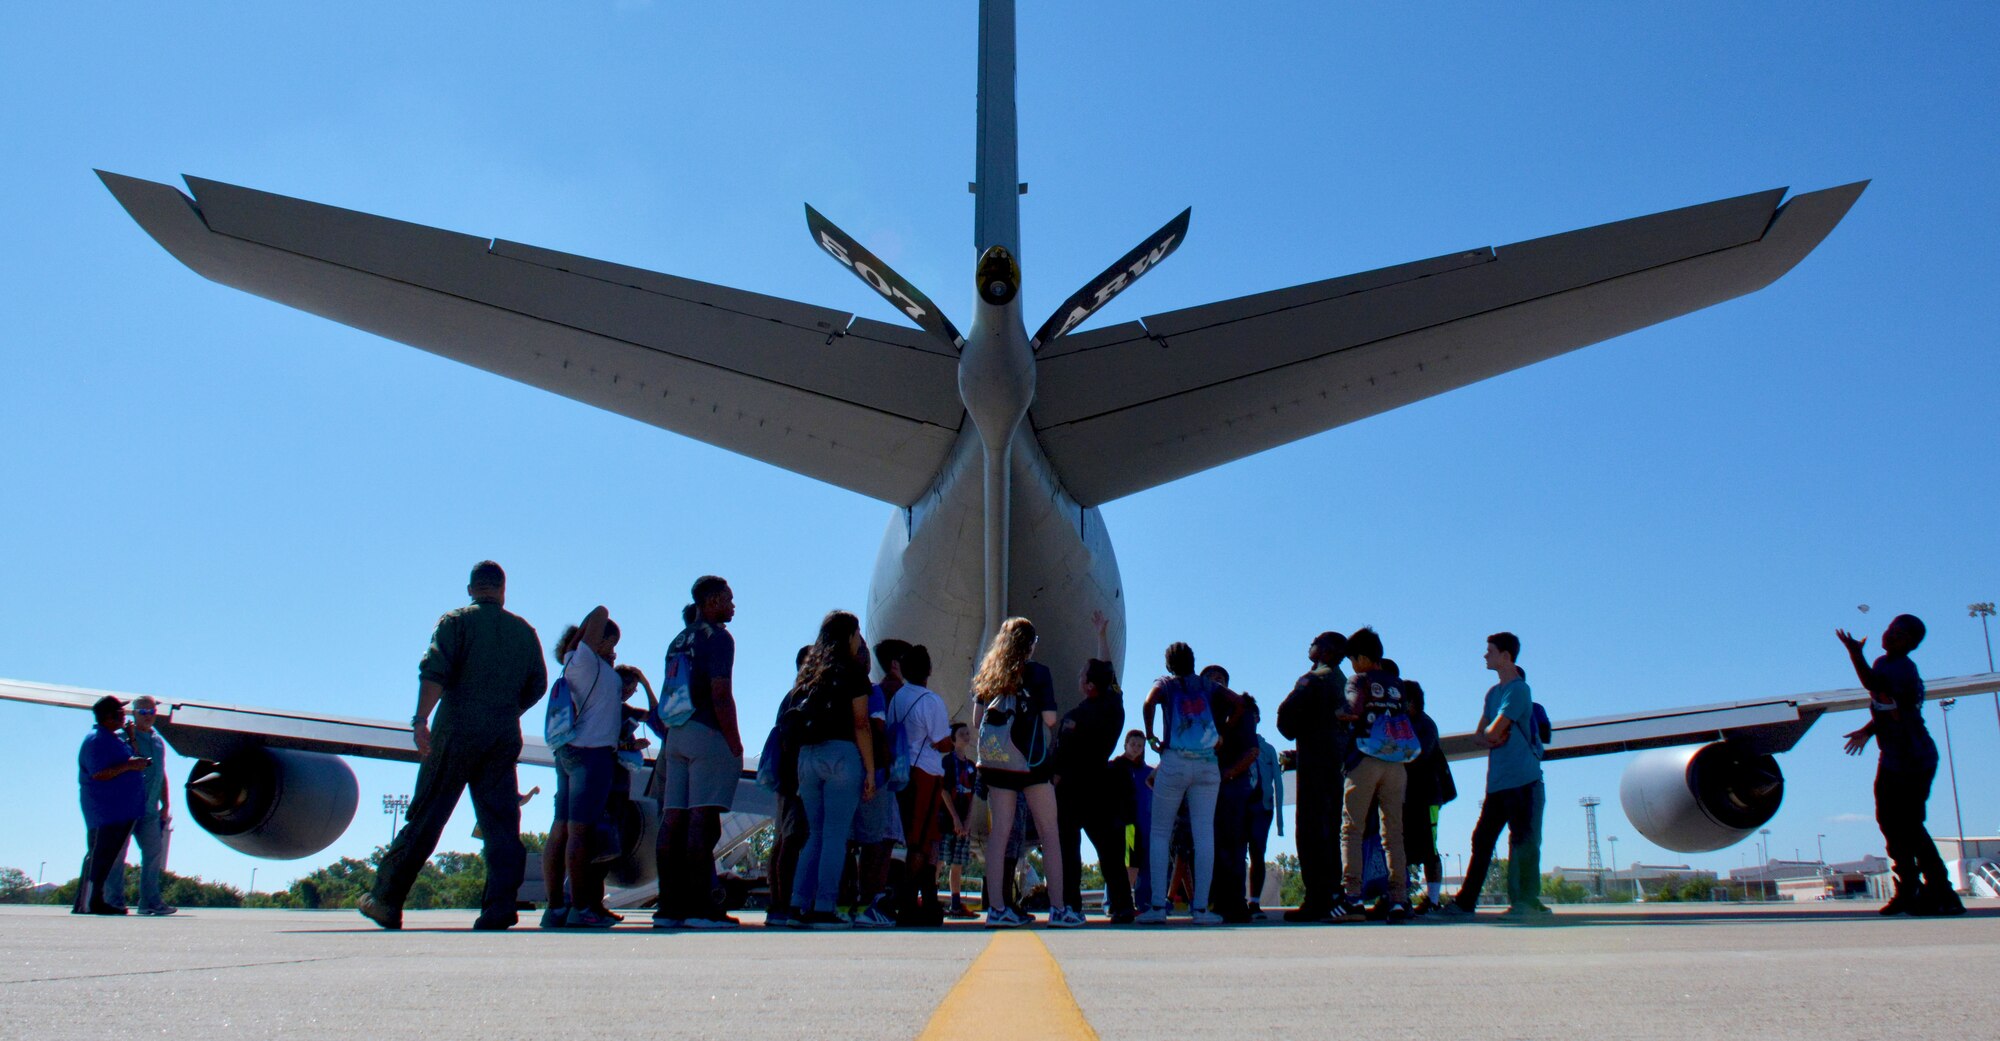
(1033, 183, 1866, 505)
(97, 172, 965, 505)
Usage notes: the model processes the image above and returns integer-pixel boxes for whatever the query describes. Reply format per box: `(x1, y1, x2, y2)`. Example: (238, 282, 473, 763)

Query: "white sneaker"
(852, 905, 896, 929)
(984, 906, 1027, 928)
(1191, 909, 1224, 926)
(1049, 906, 1086, 929)
(1135, 905, 1169, 925)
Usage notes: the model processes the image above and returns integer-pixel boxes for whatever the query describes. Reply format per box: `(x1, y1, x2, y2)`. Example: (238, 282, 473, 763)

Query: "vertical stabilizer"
(975, 0, 1020, 258)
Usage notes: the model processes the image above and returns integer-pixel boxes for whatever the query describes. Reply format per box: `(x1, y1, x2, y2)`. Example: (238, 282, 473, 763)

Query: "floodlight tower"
(1581, 796, 1604, 893)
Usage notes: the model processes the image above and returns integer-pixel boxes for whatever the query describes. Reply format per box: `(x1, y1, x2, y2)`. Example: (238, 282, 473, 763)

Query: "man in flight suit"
(361, 560, 547, 930)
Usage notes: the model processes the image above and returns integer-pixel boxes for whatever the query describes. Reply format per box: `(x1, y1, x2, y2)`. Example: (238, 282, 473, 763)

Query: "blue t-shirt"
(668, 621, 735, 732)
(78, 725, 144, 828)
(1126, 758, 1154, 828)
(1481, 678, 1542, 792)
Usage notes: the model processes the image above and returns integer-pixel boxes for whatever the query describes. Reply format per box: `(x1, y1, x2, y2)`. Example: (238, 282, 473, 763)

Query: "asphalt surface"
(3, 903, 1997, 1040)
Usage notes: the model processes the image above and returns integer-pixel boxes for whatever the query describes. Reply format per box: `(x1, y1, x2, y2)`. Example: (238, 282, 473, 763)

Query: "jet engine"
(1619, 742, 1784, 853)
(184, 748, 358, 859)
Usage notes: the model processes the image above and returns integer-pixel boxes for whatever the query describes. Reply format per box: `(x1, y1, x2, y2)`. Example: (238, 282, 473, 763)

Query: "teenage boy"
(1443, 632, 1548, 918)
(1338, 629, 1412, 924)
(658, 576, 744, 929)
(1838, 615, 1964, 916)
(1275, 631, 1348, 922)
(889, 645, 954, 925)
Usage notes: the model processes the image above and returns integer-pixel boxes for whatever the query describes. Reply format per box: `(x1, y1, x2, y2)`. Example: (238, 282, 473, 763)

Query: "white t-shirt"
(888, 683, 951, 777)
(562, 642, 623, 749)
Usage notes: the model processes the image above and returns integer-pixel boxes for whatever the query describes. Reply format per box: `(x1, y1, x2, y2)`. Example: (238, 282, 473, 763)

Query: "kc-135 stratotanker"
(9, 1, 1993, 891)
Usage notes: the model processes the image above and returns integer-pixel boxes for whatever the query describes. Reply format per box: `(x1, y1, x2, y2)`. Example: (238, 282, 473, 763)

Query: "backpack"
(754, 705, 786, 792)
(1528, 701, 1552, 759)
(885, 688, 936, 793)
(1354, 674, 1421, 764)
(781, 673, 854, 748)
(657, 632, 698, 730)
(977, 690, 1048, 772)
(543, 675, 577, 749)
(544, 648, 605, 750)
(1164, 676, 1219, 754)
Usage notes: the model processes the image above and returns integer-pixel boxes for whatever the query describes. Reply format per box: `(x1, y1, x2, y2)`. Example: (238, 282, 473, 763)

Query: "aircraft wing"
(1439, 670, 2000, 762)
(1032, 183, 1867, 506)
(97, 173, 963, 507)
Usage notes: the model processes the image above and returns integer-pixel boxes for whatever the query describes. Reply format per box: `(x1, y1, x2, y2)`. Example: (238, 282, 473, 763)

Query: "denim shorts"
(554, 744, 616, 828)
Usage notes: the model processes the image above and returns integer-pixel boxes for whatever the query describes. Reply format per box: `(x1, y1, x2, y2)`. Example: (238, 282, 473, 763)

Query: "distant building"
(1552, 862, 1717, 899)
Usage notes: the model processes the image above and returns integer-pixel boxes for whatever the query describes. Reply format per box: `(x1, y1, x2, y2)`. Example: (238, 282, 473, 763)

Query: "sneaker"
(946, 902, 978, 920)
(136, 905, 180, 917)
(540, 906, 571, 929)
(1384, 902, 1412, 924)
(801, 910, 849, 929)
(356, 894, 401, 931)
(1191, 909, 1224, 926)
(1332, 900, 1368, 923)
(764, 909, 796, 928)
(1365, 899, 1391, 922)
(1135, 905, 1169, 925)
(471, 913, 516, 931)
(984, 906, 1028, 929)
(852, 905, 896, 929)
(651, 916, 684, 930)
(1245, 900, 1263, 916)
(1108, 910, 1137, 925)
(1049, 906, 1086, 929)
(682, 914, 741, 930)
(566, 908, 617, 929)
(1501, 902, 1555, 921)
(1435, 901, 1476, 919)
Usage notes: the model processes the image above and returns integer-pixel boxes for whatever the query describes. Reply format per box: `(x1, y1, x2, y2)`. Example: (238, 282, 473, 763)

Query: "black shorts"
(980, 766, 1053, 792)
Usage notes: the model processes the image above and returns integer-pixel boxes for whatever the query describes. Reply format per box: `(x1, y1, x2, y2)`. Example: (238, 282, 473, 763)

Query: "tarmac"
(3, 902, 1998, 1041)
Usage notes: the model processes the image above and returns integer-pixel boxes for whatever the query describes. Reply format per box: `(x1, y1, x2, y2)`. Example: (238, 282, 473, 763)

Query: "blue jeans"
(792, 741, 864, 913)
(553, 745, 616, 829)
(132, 815, 170, 910)
(1149, 752, 1220, 910)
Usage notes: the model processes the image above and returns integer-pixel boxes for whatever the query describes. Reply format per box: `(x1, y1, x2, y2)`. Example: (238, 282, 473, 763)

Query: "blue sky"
(3, 0, 1996, 892)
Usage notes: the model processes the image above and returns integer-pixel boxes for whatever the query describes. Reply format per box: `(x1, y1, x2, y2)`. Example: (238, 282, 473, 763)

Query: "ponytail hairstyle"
(971, 617, 1037, 703)
(555, 624, 581, 664)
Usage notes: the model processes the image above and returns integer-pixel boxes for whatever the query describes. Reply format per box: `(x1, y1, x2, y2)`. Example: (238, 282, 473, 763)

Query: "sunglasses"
(134, 708, 157, 717)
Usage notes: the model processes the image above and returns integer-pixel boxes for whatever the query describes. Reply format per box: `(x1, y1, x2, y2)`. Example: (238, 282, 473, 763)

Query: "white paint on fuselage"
(866, 422, 1127, 722)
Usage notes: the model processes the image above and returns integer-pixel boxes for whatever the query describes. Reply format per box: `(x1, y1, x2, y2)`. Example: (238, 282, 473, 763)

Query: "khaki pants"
(1340, 757, 1408, 903)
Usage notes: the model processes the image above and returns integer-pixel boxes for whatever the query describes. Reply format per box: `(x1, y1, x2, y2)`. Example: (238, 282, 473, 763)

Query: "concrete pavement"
(3, 903, 1997, 1040)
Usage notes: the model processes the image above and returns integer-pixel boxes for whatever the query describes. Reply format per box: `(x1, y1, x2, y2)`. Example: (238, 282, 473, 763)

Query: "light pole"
(383, 793, 411, 843)
(248, 867, 257, 898)
(1971, 602, 1996, 732)
(1759, 829, 1772, 900)
(1816, 833, 1826, 871)
(37, 861, 45, 885)
(1940, 699, 1968, 893)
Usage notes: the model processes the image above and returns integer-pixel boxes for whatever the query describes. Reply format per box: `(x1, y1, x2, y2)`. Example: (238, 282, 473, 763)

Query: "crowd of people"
(72, 559, 1962, 926)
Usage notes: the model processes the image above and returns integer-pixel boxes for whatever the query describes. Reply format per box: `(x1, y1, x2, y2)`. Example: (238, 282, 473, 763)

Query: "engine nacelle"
(184, 748, 358, 860)
(1619, 742, 1784, 853)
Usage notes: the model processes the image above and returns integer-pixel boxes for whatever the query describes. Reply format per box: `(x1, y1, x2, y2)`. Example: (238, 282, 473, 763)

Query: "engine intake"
(1619, 742, 1784, 853)
(184, 748, 358, 860)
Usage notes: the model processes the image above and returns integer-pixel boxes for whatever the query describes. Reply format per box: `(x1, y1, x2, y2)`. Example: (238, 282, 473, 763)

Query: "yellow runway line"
(916, 931, 1098, 1041)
